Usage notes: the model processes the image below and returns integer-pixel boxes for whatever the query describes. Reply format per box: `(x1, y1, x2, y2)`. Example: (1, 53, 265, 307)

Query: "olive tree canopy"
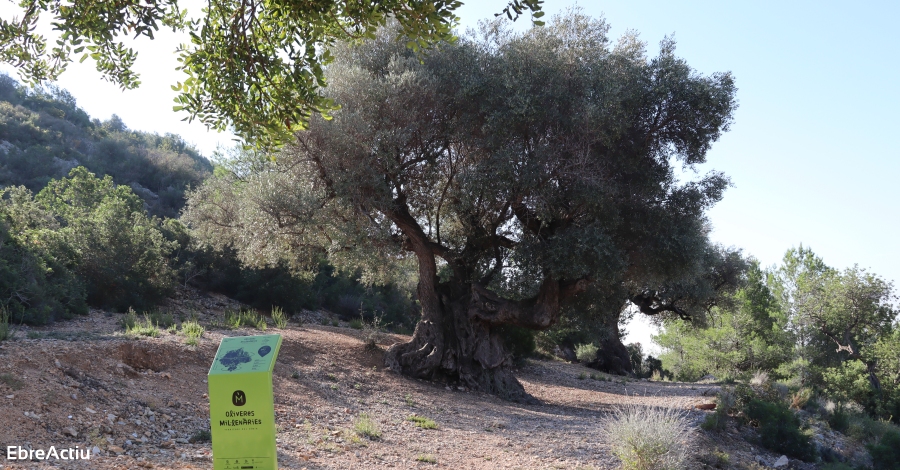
(184, 12, 738, 399)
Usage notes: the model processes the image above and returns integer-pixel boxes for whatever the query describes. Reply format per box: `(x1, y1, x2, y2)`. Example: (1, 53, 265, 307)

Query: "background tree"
(773, 246, 897, 390)
(184, 13, 737, 399)
(654, 260, 791, 381)
(1, 0, 544, 147)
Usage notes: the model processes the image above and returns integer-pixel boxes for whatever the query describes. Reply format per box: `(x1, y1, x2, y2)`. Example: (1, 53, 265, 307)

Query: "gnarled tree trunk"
(385, 270, 565, 402)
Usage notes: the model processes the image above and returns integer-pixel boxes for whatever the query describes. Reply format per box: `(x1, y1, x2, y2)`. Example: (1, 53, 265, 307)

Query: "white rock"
(773, 455, 789, 468)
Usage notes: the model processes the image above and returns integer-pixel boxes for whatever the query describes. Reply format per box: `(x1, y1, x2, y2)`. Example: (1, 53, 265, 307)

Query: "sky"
(2, 1, 898, 351)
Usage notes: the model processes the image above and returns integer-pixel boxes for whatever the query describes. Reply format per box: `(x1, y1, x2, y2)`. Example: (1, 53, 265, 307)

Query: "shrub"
(601, 405, 692, 470)
(415, 454, 437, 463)
(353, 413, 381, 440)
(120, 307, 139, 330)
(846, 413, 894, 443)
(124, 314, 161, 337)
(181, 318, 205, 345)
(575, 342, 599, 363)
(701, 388, 736, 432)
(744, 398, 815, 461)
(0, 308, 10, 341)
(791, 388, 813, 409)
(868, 430, 900, 470)
(271, 306, 288, 329)
(224, 308, 242, 329)
(35, 168, 177, 311)
(146, 309, 175, 329)
(0, 198, 88, 324)
(750, 370, 770, 386)
(498, 324, 536, 362)
(0, 373, 24, 390)
(188, 430, 212, 443)
(828, 405, 850, 433)
(407, 415, 437, 429)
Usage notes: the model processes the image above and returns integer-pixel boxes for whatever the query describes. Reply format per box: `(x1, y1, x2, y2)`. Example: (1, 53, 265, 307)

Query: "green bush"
(407, 415, 437, 429)
(181, 318, 205, 345)
(701, 388, 736, 432)
(0, 195, 88, 324)
(124, 314, 161, 337)
(829, 406, 850, 433)
(868, 430, 900, 470)
(0, 308, 10, 341)
(744, 398, 815, 461)
(498, 324, 536, 362)
(353, 413, 381, 439)
(36, 168, 176, 311)
(271, 306, 288, 329)
(575, 342, 599, 363)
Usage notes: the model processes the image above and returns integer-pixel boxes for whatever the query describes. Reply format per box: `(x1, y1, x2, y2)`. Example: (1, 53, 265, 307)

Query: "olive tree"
(185, 13, 736, 399)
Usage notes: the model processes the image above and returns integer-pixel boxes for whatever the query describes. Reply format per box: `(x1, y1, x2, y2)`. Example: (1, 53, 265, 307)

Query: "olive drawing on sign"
(258, 345, 271, 357)
(219, 348, 251, 371)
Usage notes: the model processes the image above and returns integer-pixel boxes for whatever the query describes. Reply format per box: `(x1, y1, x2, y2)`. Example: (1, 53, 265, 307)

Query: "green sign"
(208, 334, 282, 470)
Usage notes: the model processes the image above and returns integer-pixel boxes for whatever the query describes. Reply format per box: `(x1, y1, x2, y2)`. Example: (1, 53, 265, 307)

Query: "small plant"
(224, 308, 243, 329)
(349, 318, 364, 330)
(188, 429, 212, 443)
(601, 405, 692, 470)
(750, 370, 770, 386)
(575, 342, 599, 363)
(0, 373, 25, 390)
(120, 307, 139, 330)
(790, 388, 813, 409)
(239, 309, 266, 330)
(271, 306, 288, 329)
(867, 429, 900, 470)
(404, 393, 415, 407)
(353, 413, 381, 439)
(415, 454, 437, 463)
(578, 372, 587, 380)
(701, 388, 736, 432)
(124, 313, 161, 337)
(0, 308, 12, 341)
(745, 398, 815, 461)
(326, 373, 338, 382)
(147, 309, 176, 329)
(291, 370, 300, 379)
(407, 415, 437, 429)
(361, 312, 389, 350)
(181, 318, 204, 346)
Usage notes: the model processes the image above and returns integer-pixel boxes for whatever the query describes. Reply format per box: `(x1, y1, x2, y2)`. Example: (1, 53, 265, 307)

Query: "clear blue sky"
(2, 1, 897, 305)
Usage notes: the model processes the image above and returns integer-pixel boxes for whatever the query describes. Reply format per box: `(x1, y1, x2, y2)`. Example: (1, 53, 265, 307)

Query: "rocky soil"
(0, 288, 869, 469)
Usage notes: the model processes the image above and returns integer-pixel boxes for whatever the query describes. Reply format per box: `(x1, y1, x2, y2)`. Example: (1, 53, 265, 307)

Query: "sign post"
(208, 334, 282, 470)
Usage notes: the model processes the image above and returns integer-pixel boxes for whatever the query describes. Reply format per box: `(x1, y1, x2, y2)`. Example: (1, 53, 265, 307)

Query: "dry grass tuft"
(601, 405, 693, 470)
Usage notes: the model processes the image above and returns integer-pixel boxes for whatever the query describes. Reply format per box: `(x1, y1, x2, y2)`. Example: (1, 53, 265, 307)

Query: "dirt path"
(0, 304, 723, 470)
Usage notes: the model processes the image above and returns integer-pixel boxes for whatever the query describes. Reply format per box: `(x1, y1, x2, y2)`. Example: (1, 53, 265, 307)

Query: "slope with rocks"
(0, 288, 818, 470)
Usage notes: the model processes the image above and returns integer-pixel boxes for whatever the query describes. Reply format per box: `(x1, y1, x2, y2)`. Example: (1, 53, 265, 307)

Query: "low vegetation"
(353, 413, 381, 440)
(407, 415, 437, 430)
(601, 405, 691, 470)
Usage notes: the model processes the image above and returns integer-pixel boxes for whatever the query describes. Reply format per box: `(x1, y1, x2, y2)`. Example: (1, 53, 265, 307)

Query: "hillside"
(0, 74, 212, 218)
(0, 287, 874, 470)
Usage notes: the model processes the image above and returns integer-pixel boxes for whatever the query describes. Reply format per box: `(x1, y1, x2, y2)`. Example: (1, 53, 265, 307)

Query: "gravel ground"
(1, 287, 838, 470)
